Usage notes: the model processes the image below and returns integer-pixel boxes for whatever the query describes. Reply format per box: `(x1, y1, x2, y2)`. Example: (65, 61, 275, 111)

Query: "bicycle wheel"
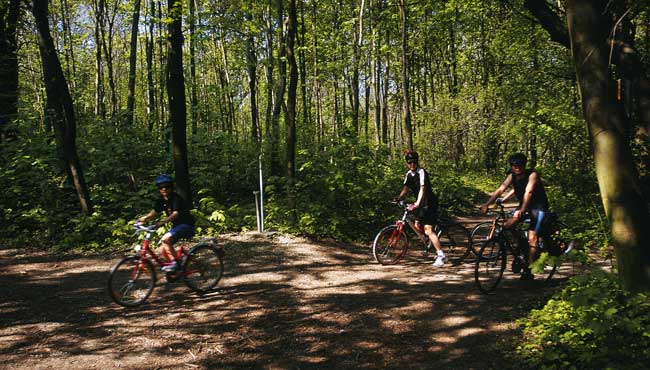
(534, 221, 574, 282)
(372, 225, 409, 265)
(470, 221, 495, 250)
(437, 222, 472, 265)
(182, 244, 224, 294)
(474, 239, 507, 294)
(108, 256, 156, 307)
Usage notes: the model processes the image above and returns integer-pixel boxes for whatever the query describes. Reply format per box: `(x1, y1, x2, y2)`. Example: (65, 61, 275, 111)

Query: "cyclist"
(480, 153, 549, 280)
(136, 174, 195, 272)
(396, 150, 445, 267)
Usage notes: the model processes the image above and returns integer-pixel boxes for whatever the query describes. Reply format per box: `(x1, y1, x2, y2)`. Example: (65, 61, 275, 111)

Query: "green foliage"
(261, 140, 481, 241)
(515, 271, 650, 370)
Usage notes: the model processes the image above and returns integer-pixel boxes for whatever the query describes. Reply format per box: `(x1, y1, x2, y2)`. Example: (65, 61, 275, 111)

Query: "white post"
(259, 153, 264, 232)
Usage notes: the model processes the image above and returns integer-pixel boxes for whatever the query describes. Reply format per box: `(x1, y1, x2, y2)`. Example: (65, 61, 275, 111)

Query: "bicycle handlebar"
(133, 222, 158, 233)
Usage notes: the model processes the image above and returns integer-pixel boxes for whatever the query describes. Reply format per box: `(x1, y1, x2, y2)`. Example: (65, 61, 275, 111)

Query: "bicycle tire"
(437, 222, 472, 265)
(182, 244, 224, 294)
(372, 225, 409, 265)
(474, 239, 507, 294)
(533, 221, 575, 282)
(108, 256, 156, 307)
(470, 221, 495, 251)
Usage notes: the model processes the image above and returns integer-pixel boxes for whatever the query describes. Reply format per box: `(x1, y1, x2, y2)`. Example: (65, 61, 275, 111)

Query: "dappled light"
(0, 230, 592, 369)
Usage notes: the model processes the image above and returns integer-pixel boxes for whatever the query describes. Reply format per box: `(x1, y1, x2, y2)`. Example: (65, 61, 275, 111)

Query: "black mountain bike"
(474, 206, 575, 294)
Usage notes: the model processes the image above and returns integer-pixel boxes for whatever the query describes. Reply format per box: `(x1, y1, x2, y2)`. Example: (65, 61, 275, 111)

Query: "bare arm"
(162, 210, 180, 224)
(481, 175, 513, 213)
(501, 188, 515, 202)
(397, 185, 410, 201)
(414, 185, 425, 208)
(138, 210, 160, 223)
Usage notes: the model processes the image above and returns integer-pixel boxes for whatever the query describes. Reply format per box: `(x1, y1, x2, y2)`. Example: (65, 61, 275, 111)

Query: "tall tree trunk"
(298, 0, 309, 139)
(245, 12, 260, 143)
(32, 0, 92, 214)
(566, 0, 650, 292)
(126, 0, 141, 126)
(448, 11, 463, 167)
(59, 0, 76, 94)
(0, 0, 19, 141)
(189, 0, 198, 136)
(287, 0, 298, 210)
(264, 0, 274, 138)
(166, 0, 192, 205)
(311, 0, 323, 144)
(145, 0, 156, 131)
(92, 0, 105, 118)
(270, 0, 286, 176)
(398, 0, 412, 149)
(350, 0, 364, 136)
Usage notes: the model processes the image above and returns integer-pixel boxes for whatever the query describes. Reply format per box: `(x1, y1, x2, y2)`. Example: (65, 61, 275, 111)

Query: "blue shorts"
(168, 224, 196, 243)
(528, 208, 546, 234)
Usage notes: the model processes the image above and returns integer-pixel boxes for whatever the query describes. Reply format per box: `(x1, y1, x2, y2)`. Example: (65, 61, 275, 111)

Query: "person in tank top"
(480, 153, 549, 280)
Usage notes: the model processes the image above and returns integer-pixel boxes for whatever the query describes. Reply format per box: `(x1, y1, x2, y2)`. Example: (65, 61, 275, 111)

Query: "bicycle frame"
(133, 224, 187, 269)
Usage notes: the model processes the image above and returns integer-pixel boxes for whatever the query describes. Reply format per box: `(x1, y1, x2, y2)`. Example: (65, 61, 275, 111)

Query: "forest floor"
(0, 211, 603, 370)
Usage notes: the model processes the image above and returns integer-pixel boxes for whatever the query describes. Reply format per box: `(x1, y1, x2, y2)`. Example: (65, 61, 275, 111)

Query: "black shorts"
(415, 206, 438, 226)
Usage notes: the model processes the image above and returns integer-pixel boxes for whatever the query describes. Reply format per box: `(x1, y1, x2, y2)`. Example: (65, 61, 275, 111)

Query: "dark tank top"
(512, 170, 549, 210)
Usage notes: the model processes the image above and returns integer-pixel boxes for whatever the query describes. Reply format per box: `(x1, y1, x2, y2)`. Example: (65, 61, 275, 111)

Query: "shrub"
(516, 271, 650, 370)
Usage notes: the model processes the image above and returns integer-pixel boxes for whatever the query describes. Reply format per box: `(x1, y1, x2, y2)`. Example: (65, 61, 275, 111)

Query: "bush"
(515, 271, 650, 370)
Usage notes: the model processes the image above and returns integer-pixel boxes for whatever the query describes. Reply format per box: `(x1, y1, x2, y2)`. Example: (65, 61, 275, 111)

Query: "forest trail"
(0, 222, 592, 370)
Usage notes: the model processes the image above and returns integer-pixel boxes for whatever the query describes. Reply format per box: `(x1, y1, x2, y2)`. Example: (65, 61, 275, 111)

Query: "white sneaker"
(162, 261, 179, 272)
(433, 255, 446, 267)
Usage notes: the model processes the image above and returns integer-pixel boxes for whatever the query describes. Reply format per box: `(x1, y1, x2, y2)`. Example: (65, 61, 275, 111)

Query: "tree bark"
(287, 0, 298, 211)
(145, 0, 156, 132)
(566, 0, 650, 292)
(189, 0, 198, 136)
(166, 0, 192, 205)
(245, 11, 260, 143)
(32, 0, 92, 214)
(398, 0, 412, 150)
(0, 0, 19, 141)
(524, 0, 650, 135)
(92, 0, 105, 118)
(125, 0, 141, 126)
(270, 0, 286, 176)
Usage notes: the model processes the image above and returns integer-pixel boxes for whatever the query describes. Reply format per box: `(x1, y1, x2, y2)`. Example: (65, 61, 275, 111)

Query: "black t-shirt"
(512, 169, 549, 210)
(153, 192, 195, 226)
(403, 167, 438, 209)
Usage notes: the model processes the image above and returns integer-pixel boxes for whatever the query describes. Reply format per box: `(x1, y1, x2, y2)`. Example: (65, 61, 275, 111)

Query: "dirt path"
(0, 226, 585, 370)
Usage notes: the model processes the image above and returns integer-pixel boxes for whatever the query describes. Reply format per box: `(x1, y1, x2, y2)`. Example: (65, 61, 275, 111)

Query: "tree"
(398, 0, 413, 149)
(32, 0, 92, 214)
(287, 0, 298, 186)
(0, 0, 19, 141)
(125, 0, 141, 126)
(565, 0, 650, 291)
(166, 0, 191, 205)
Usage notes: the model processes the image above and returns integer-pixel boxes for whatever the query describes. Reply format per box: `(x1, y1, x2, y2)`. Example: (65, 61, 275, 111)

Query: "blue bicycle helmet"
(155, 174, 173, 185)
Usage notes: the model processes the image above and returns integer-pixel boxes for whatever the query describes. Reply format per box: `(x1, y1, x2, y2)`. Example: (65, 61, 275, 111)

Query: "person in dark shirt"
(481, 153, 549, 280)
(396, 150, 445, 267)
(137, 174, 195, 272)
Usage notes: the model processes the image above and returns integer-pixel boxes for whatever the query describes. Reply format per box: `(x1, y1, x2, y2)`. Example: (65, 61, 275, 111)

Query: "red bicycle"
(372, 201, 471, 265)
(107, 223, 224, 307)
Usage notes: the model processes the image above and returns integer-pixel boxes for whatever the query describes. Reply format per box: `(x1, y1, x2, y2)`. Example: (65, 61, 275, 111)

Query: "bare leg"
(158, 232, 177, 263)
(423, 225, 443, 252)
(527, 229, 539, 266)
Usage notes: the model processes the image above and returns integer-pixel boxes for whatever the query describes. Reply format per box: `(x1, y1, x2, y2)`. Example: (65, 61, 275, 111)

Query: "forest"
(1, 0, 649, 368)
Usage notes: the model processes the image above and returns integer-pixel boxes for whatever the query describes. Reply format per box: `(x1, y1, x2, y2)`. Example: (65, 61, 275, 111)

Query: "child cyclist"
(136, 174, 195, 272)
